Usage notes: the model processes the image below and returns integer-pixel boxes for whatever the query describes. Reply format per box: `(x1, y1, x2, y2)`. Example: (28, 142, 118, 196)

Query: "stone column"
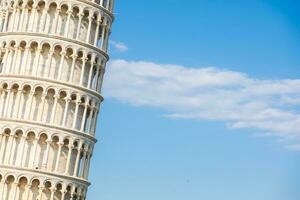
(40, 8, 48, 32)
(14, 88, 23, 119)
(93, 63, 101, 90)
(57, 50, 66, 80)
(87, 55, 96, 89)
(76, 12, 84, 40)
(10, 6, 17, 32)
(52, 8, 61, 34)
(80, 102, 88, 132)
(64, 10, 72, 37)
(79, 53, 88, 86)
(79, 150, 87, 178)
(69, 53, 77, 83)
(25, 91, 34, 119)
(39, 92, 47, 122)
(94, 16, 102, 46)
(42, 139, 51, 170)
(72, 100, 80, 129)
(4, 134, 14, 164)
(38, 186, 44, 200)
(0, 135, 5, 163)
(31, 137, 39, 168)
(1, 48, 9, 73)
(33, 47, 42, 76)
(9, 134, 17, 165)
(54, 142, 63, 172)
(22, 45, 30, 75)
(62, 96, 71, 126)
(11, 181, 18, 200)
(46, 49, 54, 78)
(17, 135, 26, 166)
(2, 8, 10, 32)
(100, 23, 107, 50)
(50, 94, 59, 124)
(3, 89, 11, 117)
(49, 187, 56, 200)
(73, 143, 82, 176)
(29, 5, 38, 32)
(64, 143, 74, 175)
(86, 13, 94, 43)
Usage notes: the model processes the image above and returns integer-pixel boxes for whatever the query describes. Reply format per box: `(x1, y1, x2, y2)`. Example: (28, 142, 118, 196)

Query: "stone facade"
(0, 0, 114, 199)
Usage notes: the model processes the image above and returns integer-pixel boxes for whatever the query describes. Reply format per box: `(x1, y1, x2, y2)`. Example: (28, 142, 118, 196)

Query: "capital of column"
(41, 92, 47, 99)
(56, 8, 61, 14)
(58, 142, 64, 147)
(46, 139, 52, 144)
(64, 96, 72, 102)
(77, 146, 83, 152)
(36, 47, 42, 53)
(78, 12, 84, 18)
(74, 99, 82, 105)
(50, 187, 57, 193)
(67, 10, 73, 15)
(53, 94, 60, 99)
(60, 50, 67, 56)
(49, 49, 55, 55)
(68, 144, 75, 150)
(25, 184, 32, 189)
(72, 54, 78, 59)
(38, 185, 45, 191)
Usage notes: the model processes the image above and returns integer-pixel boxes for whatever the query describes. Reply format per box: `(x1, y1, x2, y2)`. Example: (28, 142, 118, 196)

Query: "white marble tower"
(0, 0, 114, 199)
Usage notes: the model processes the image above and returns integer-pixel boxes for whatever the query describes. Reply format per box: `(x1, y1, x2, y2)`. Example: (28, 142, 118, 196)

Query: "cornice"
(77, 0, 115, 20)
(0, 165, 91, 186)
(0, 118, 97, 143)
(0, 74, 104, 102)
(0, 32, 110, 61)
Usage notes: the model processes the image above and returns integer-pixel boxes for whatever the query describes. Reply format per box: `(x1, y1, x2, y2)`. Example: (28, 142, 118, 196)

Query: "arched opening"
(36, 133, 48, 170)
(44, 88, 55, 123)
(29, 179, 40, 199)
(54, 183, 63, 199)
(49, 135, 59, 171)
(32, 86, 44, 121)
(11, 129, 24, 166)
(20, 84, 31, 119)
(47, 2, 58, 34)
(42, 181, 52, 199)
(40, 43, 51, 77)
(58, 4, 69, 36)
(0, 128, 11, 165)
(4, 175, 15, 199)
(17, 177, 28, 199)
(0, 83, 8, 117)
(23, 131, 36, 168)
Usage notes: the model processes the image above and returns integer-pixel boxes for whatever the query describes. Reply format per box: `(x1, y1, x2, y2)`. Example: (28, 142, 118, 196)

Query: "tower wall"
(0, 0, 114, 199)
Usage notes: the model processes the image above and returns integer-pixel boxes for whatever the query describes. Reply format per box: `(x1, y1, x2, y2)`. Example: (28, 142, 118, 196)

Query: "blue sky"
(88, 1, 300, 199)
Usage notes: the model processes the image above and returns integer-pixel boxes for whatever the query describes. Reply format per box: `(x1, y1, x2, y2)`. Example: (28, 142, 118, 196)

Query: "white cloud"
(103, 59, 300, 148)
(110, 41, 128, 52)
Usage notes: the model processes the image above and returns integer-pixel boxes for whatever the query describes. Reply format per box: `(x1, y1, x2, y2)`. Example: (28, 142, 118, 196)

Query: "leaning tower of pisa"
(0, 0, 114, 199)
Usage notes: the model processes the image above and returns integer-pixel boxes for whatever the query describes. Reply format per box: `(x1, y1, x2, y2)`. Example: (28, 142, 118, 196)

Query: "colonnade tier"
(0, 79, 101, 136)
(0, 35, 107, 93)
(0, 124, 94, 180)
(0, 0, 113, 51)
(0, 167, 88, 200)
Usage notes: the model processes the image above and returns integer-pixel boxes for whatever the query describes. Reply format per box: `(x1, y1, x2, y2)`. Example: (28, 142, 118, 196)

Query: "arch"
(29, 178, 40, 199)
(16, 176, 29, 199)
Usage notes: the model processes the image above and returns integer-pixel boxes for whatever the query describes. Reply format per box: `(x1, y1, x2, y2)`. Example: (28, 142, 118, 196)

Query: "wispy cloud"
(103, 59, 300, 148)
(110, 41, 128, 52)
